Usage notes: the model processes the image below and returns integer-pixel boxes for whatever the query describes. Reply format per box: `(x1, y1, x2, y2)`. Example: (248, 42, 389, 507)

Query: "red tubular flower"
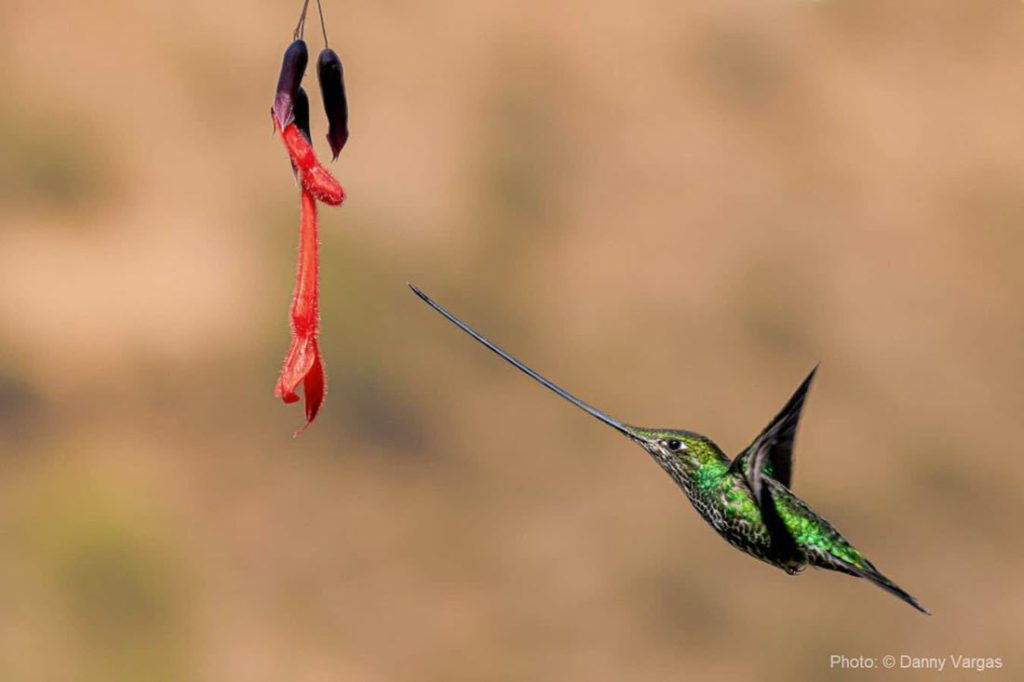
(271, 5, 348, 435)
(272, 122, 342, 436)
(274, 187, 326, 435)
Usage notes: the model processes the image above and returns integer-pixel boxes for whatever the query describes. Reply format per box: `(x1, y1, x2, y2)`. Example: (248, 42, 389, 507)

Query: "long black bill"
(410, 284, 632, 437)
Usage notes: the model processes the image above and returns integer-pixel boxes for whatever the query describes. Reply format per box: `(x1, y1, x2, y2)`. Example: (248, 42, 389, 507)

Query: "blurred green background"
(1, 0, 1022, 679)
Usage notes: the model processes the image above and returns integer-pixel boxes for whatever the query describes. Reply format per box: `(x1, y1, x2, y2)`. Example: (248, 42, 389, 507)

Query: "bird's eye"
(666, 439, 683, 452)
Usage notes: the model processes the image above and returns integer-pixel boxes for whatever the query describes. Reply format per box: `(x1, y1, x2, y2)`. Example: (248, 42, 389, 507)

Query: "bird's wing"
(752, 464, 802, 565)
(727, 365, 818, 490)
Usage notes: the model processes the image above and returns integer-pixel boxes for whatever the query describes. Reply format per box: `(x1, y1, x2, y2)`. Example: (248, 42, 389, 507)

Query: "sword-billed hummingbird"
(410, 284, 929, 614)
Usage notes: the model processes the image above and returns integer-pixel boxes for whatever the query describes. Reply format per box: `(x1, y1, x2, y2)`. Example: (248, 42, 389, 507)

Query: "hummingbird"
(410, 284, 929, 614)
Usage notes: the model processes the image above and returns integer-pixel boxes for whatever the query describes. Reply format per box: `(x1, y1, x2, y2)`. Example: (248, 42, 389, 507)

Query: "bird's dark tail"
(859, 566, 930, 615)
(819, 553, 930, 615)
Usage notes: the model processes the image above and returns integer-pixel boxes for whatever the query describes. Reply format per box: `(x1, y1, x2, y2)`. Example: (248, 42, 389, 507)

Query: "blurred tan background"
(2, 0, 1023, 679)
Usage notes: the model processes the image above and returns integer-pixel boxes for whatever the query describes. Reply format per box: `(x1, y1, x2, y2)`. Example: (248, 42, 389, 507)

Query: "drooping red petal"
(274, 332, 317, 404)
(276, 120, 345, 206)
(296, 346, 326, 436)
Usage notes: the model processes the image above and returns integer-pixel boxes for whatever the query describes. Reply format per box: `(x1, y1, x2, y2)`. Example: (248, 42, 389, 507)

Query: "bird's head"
(623, 427, 728, 476)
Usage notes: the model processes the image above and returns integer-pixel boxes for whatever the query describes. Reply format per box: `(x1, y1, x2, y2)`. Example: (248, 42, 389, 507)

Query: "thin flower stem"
(293, 0, 311, 40)
(315, 0, 329, 48)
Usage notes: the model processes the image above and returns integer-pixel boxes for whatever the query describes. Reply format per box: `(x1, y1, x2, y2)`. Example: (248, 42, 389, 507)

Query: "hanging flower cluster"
(271, 0, 349, 435)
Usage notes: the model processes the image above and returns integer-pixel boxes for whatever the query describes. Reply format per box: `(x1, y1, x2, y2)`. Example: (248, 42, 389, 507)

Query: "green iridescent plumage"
(411, 285, 929, 615)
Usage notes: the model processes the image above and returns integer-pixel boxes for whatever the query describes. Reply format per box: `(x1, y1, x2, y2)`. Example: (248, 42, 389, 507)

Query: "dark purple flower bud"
(316, 48, 349, 160)
(287, 87, 312, 177)
(294, 87, 311, 143)
(272, 40, 309, 129)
